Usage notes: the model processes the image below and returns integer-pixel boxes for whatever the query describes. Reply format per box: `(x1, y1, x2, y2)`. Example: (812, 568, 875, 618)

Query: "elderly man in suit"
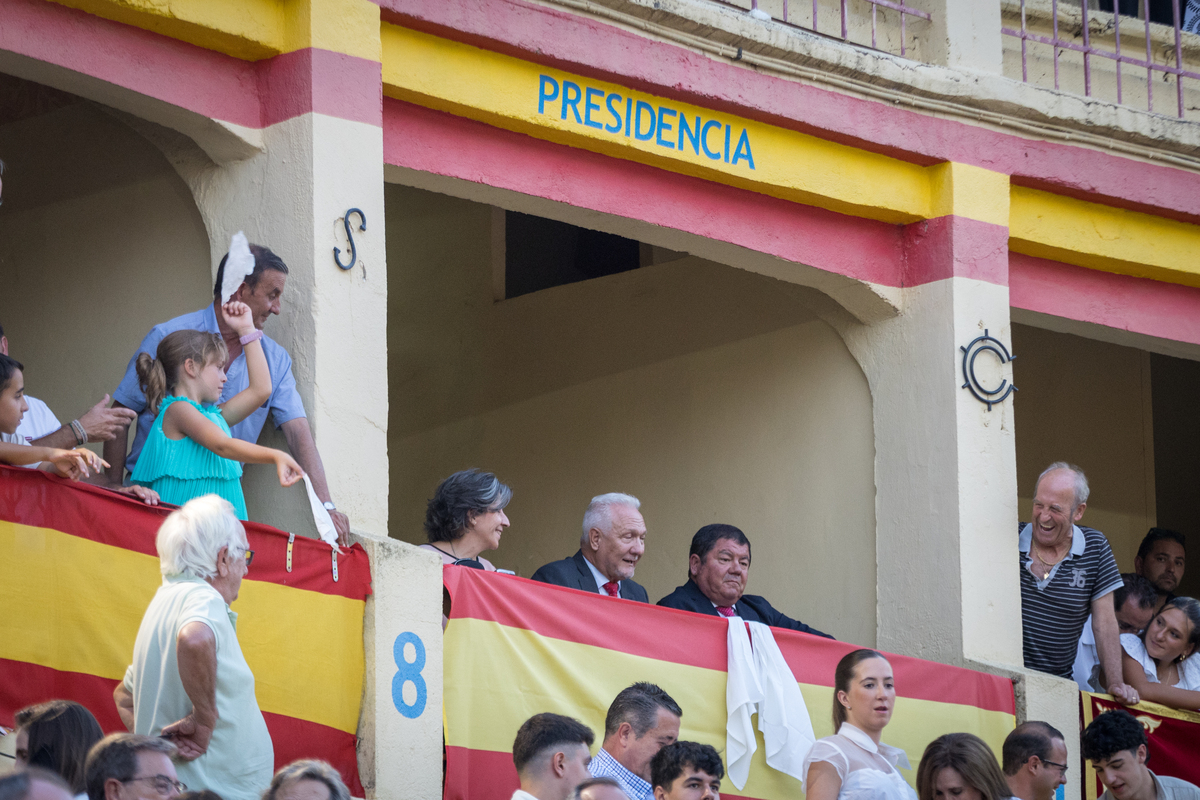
(658, 524, 832, 638)
(532, 493, 649, 602)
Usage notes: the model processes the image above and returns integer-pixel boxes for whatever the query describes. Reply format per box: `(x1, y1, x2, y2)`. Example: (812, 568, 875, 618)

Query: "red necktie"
(602, 582, 620, 597)
(716, 606, 736, 617)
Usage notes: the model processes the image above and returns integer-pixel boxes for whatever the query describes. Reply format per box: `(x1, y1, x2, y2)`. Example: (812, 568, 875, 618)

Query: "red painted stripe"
(1009, 253, 1200, 347)
(0, 659, 363, 796)
(0, 0, 380, 129)
(384, 98, 908, 289)
(903, 216, 1010, 287)
(382, 0, 1200, 224)
(443, 569, 1015, 714)
(0, 465, 372, 601)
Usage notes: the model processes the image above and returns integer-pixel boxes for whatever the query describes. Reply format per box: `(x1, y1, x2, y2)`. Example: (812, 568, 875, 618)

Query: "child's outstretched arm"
(0, 442, 107, 479)
(168, 402, 305, 488)
(218, 301, 272, 426)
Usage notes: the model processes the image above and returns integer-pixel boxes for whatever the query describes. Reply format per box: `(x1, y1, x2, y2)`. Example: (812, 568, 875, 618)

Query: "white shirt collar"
(837, 723, 911, 770)
(583, 553, 615, 594)
(1018, 523, 1086, 557)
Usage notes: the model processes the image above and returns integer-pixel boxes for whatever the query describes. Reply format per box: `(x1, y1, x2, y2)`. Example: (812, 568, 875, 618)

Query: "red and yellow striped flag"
(0, 465, 371, 796)
(1082, 693, 1200, 800)
(443, 567, 1016, 800)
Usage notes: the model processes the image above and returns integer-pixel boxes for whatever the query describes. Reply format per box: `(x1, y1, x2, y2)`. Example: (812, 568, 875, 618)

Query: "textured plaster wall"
(1012, 324, 1157, 570)
(385, 184, 878, 647)
(0, 103, 211, 452)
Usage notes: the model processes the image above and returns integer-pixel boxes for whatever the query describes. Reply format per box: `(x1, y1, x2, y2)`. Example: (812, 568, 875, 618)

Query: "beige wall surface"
(386, 184, 878, 646)
(0, 101, 211, 451)
(1012, 324, 1156, 571)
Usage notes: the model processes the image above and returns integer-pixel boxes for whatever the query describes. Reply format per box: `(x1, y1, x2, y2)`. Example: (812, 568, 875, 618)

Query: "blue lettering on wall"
(391, 632, 427, 719)
(535, 74, 755, 170)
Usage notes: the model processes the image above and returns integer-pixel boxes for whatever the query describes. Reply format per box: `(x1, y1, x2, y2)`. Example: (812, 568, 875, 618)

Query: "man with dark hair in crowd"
(511, 713, 595, 800)
(1018, 463, 1137, 704)
(84, 734, 183, 800)
(657, 524, 831, 637)
(573, 778, 628, 800)
(1135, 528, 1187, 615)
(650, 742, 724, 800)
(1083, 710, 1200, 800)
(0, 769, 73, 800)
(1074, 573, 1159, 692)
(103, 242, 350, 544)
(533, 493, 649, 601)
(1002, 721, 1068, 800)
(589, 683, 682, 800)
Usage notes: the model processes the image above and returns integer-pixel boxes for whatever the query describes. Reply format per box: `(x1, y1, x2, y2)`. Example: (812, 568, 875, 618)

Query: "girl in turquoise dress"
(130, 301, 303, 519)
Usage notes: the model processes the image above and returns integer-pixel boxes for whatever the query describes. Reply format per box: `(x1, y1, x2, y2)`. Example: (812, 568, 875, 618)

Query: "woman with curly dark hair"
(420, 469, 513, 571)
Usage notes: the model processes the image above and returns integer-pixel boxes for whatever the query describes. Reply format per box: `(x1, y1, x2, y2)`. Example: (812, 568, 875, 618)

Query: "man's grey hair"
(581, 493, 641, 546)
(156, 495, 248, 579)
(1035, 462, 1090, 509)
(263, 760, 351, 800)
(573, 777, 625, 800)
(603, 682, 682, 740)
(85, 734, 177, 800)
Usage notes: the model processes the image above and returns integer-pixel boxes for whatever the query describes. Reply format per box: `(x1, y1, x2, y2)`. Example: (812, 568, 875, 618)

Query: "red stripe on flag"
(0, 465, 371, 601)
(444, 568, 1015, 714)
(0, 658, 363, 796)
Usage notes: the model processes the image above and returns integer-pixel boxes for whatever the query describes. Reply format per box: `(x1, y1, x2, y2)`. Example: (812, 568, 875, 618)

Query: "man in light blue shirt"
(103, 243, 349, 542)
(589, 684, 682, 800)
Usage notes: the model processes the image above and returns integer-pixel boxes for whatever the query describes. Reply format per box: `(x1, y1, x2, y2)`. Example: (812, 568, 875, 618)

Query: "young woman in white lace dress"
(802, 649, 917, 800)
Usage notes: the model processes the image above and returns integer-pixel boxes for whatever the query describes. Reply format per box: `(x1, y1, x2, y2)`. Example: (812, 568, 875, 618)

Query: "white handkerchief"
(726, 615, 762, 790)
(302, 474, 339, 547)
(748, 621, 816, 781)
(220, 231, 255, 303)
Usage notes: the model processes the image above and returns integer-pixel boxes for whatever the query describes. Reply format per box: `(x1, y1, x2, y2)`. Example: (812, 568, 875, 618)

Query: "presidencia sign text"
(381, 24, 934, 224)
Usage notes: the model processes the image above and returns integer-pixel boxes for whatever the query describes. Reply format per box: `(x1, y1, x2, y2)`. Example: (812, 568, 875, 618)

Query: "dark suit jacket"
(531, 550, 649, 602)
(657, 578, 833, 639)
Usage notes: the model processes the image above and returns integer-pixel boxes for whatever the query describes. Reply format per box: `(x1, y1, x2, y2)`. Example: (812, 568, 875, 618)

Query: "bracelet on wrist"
(239, 330, 263, 346)
(69, 419, 87, 446)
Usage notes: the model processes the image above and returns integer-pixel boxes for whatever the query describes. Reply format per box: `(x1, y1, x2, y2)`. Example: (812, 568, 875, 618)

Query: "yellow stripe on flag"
(1, 522, 363, 733)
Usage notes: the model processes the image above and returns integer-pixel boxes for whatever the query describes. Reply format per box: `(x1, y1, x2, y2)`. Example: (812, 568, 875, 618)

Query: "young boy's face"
(654, 766, 721, 800)
(0, 368, 29, 435)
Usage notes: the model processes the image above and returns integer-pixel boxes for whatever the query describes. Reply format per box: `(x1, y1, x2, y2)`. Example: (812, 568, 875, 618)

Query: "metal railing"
(709, 0, 932, 58)
(1002, 0, 1200, 118)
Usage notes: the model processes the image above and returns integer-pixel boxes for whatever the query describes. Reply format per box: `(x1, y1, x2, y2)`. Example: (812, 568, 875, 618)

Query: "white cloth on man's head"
(14, 395, 61, 442)
(725, 617, 816, 789)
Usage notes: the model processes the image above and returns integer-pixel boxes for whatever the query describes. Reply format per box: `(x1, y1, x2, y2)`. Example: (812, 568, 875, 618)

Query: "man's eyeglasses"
(232, 547, 254, 566)
(1040, 758, 1068, 774)
(122, 775, 187, 796)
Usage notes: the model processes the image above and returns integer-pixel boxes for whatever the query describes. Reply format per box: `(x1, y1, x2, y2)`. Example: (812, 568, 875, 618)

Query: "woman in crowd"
(13, 700, 104, 800)
(802, 648, 917, 800)
(421, 469, 512, 571)
(130, 301, 302, 519)
(1120, 596, 1200, 710)
(916, 733, 1011, 800)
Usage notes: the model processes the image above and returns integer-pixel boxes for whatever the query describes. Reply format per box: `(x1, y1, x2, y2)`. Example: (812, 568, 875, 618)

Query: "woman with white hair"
(113, 495, 274, 800)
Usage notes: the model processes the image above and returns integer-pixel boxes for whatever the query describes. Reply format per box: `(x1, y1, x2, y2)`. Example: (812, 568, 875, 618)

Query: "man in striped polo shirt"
(1019, 462, 1139, 705)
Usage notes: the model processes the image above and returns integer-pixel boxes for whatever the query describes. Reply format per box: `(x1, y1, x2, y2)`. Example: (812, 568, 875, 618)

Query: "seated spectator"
(589, 683, 682, 800)
(112, 496, 273, 800)
(657, 524, 831, 638)
(262, 761, 349, 800)
(1120, 596, 1200, 709)
(649, 741, 724, 800)
(1017, 462, 1135, 704)
(13, 701, 103, 799)
(573, 778, 628, 800)
(533, 494, 648, 601)
(1074, 574, 1159, 692)
(1134, 529, 1186, 615)
(84, 734, 183, 800)
(0, 768, 74, 800)
(1001, 721, 1068, 800)
(511, 713, 595, 800)
(801, 649, 915, 800)
(916, 733, 1010, 800)
(1082, 709, 1200, 800)
(420, 469, 513, 570)
(0, 322, 138, 454)
(1, 354, 105, 480)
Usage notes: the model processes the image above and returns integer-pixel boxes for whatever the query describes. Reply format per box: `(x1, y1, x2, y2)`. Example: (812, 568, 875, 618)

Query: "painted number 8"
(392, 632, 427, 719)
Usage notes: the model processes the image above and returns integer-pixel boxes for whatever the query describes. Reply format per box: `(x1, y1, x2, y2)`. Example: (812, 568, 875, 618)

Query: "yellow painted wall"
(385, 184, 879, 647)
(1012, 324, 1156, 570)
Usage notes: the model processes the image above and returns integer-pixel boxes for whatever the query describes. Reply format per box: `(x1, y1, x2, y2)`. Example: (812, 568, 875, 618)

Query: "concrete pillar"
(911, 0, 1004, 74)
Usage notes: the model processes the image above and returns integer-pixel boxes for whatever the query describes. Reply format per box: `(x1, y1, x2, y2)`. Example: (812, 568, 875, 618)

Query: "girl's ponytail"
(135, 353, 168, 415)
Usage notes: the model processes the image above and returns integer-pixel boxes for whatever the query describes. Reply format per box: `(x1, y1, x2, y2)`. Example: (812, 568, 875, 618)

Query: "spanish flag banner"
(442, 567, 1016, 800)
(0, 466, 371, 796)
(1082, 693, 1200, 800)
